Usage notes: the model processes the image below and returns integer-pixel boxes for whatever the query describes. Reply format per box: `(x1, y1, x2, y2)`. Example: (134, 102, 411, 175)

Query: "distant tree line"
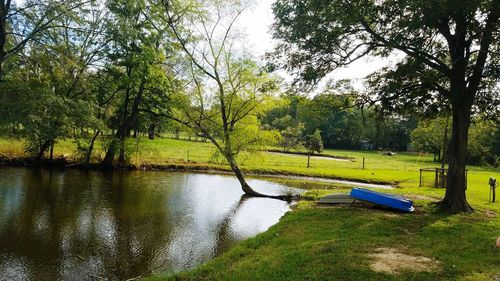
(261, 91, 416, 152)
(259, 90, 500, 166)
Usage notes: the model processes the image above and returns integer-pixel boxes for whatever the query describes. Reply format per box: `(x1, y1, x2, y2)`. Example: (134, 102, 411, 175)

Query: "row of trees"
(411, 117, 500, 166)
(262, 90, 416, 152)
(1, 0, 177, 166)
(260, 91, 500, 166)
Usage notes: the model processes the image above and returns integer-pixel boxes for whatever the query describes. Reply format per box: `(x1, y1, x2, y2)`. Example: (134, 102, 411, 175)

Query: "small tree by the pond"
(303, 129, 323, 168)
(304, 129, 323, 155)
(161, 0, 290, 199)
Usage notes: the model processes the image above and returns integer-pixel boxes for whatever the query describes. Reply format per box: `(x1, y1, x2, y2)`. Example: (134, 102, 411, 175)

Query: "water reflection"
(0, 168, 293, 281)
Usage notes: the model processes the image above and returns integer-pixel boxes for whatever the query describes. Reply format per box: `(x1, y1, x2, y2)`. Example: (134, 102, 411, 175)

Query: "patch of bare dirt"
(368, 247, 441, 275)
(483, 210, 497, 217)
(407, 194, 439, 201)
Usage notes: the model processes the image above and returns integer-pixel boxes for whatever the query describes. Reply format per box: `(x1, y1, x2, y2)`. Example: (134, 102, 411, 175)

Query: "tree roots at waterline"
(241, 183, 298, 202)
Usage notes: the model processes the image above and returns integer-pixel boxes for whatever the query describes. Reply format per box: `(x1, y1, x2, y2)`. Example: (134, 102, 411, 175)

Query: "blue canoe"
(350, 188, 414, 212)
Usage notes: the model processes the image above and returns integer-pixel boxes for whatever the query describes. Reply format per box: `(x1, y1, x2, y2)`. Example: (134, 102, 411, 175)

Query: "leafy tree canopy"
(270, 0, 500, 212)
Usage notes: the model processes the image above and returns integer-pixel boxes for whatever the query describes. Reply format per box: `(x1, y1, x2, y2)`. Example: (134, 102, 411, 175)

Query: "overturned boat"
(350, 188, 414, 212)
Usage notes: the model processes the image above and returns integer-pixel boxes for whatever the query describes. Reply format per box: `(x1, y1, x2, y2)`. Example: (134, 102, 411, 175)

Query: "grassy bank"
(147, 203, 499, 281)
(1, 137, 499, 280)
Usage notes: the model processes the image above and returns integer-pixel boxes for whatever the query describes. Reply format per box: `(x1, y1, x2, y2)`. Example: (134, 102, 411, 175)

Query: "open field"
(1, 137, 499, 280)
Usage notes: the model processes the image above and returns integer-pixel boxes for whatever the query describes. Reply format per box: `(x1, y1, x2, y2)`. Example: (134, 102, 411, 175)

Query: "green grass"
(147, 203, 499, 281)
(1, 136, 499, 280)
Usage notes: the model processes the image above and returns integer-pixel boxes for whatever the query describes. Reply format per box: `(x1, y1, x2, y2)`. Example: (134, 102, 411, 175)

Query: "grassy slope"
(1, 137, 499, 280)
(148, 203, 499, 281)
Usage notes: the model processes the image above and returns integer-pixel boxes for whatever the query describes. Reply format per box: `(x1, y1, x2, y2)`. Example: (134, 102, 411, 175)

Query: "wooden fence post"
(490, 178, 496, 203)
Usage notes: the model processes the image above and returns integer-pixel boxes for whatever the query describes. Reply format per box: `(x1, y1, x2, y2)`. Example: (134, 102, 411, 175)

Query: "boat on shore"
(350, 188, 414, 212)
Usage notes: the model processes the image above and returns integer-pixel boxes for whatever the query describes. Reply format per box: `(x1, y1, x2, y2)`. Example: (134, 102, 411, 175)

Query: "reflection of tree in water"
(102, 172, 174, 280)
(0, 169, 173, 281)
(0, 170, 289, 280)
(212, 194, 250, 256)
(157, 192, 251, 272)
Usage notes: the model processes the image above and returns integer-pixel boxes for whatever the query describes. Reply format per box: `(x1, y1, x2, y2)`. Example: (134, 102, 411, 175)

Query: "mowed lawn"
(1, 137, 500, 280)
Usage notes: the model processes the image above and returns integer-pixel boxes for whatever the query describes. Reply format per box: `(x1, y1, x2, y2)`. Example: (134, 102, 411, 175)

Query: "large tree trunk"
(103, 127, 127, 168)
(49, 141, 54, 161)
(102, 138, 117, 168)
(119, 80, 145, 167)
(0, 0, 11, 81)
(440, 103, 473, 213)
(117, 138, 126, 167)
(103, 85, 130, 168)
(0, 29, 5, 81)
(148, 123, 156, 140)
(441, 118, 449, 169)
(85, 130, 100, 164)
(35, 140, 51, 163)
(0, 53, 4, 81)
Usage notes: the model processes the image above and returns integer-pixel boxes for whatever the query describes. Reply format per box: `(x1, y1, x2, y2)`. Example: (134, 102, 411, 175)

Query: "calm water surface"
(0, 167, 296, 281)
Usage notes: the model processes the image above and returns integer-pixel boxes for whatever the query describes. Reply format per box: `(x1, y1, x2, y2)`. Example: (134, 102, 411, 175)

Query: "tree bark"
(35, 140, 51, 163)
(103, 123, 128, 168)
(0, 0, 7, 81)
(441, 118, 449, 169)
(85, 130, 100, 164)
(102, 139, 115, 167)
(117, 138, 126, 166)
(103, 82, 130, 168)
(440, 103, 473, 213)
(225, 152, 293, 201)
(0, 52, 4, 81)
(148, 123, 155, 140)
(118, 80, 145, 166)
(49, 141, 54, 161)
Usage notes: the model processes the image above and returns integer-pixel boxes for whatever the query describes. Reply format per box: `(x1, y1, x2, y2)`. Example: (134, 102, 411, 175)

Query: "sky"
(237, 0, 394, 91)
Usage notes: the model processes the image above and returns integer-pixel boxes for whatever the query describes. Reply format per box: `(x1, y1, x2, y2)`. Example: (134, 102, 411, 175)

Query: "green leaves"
(410, 117, 450, 158)
(303, 128, 323, 154)
(271, 0, 500, 118)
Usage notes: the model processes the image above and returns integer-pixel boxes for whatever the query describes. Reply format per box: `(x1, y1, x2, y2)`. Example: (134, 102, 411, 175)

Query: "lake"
(0, 167, 296, 281)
